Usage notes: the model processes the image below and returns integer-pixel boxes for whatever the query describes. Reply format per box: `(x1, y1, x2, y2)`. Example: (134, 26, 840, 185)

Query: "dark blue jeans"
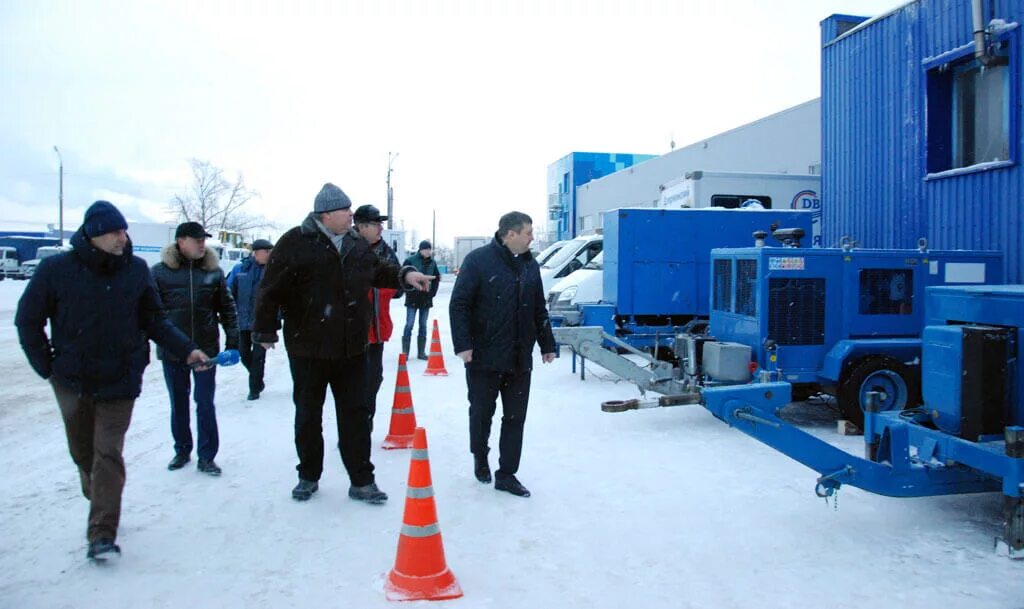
(403, 306, 430, 339)
(162, 360, 219, 461)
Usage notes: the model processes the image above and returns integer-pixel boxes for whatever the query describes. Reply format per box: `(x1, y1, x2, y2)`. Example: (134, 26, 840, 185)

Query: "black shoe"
(167, 454, 190, 471)
(495, 475, 531, 497)
(416, 337, 428, 360)
(348, 482, 388, 505)
(474, 455, 492, 483)
(197, 459, 222, 476)
(292, 479, 318, 501)
(247, 391, 260, 401)
(87, 539, 121, 562)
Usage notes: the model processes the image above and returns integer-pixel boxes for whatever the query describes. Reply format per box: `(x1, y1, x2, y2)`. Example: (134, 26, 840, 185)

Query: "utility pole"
(386, 152, 399, 230)
(432, 209, 436, 251)
(53, 146, 63, 243)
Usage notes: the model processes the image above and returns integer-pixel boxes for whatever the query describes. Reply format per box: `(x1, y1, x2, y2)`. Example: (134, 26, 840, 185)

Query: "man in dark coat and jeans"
(253, 183, 434, 504)
(402, 240, 441, 359)
(151, 222, 240, 476)
(449, 211, 556, 498)
(227, 238, 274, 401)
(15, 201, 209, 562)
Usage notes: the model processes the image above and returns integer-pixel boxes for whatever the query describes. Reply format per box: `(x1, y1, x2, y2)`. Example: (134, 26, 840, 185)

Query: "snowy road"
(0, 277, 1021, 609)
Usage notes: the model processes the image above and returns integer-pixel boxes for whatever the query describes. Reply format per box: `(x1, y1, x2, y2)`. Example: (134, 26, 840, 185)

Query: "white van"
(535, 240, 570, 266)
(0, 246, 18, 279)
(539, 234, 603, 295)
(547, 251, 604, 324)
(20, 245, 70, 279)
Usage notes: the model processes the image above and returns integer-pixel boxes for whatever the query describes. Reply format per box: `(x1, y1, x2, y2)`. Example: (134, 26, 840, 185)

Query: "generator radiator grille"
(768, 278, 825, 345)
(713, 259, 732, 311)
(736, 259, 758, 317)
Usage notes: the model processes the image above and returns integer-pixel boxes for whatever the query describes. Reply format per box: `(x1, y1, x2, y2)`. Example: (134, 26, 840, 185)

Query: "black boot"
(401, 336, 411, 356)
(416, 336, 428, 361)
(291, 479, 319, 501)
(167, 453, 190, 471)
(349, 482, 388, 504)
(474, 454, 492, 483)
(495, 474, 531, 497)
(87, 538, 121, 563)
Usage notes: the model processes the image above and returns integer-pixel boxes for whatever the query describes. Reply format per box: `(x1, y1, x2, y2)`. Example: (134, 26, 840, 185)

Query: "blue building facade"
(546, 152, 655, 241)
(822, 1, 1023, 282)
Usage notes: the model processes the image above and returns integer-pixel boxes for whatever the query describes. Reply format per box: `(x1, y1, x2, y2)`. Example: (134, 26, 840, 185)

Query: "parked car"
(20, 245, 70, 279)
(547, 252, 603, 324)
(540, 234, 603, 294)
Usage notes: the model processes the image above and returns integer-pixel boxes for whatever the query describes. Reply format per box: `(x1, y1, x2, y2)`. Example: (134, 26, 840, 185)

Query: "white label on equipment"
(945, 262, 986, 283)
(929, 260, 938, 275)
(769, 257, 805, 271)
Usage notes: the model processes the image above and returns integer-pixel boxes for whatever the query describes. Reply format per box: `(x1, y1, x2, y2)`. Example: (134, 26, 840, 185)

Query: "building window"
(954, 61, 1009, 167)
(925, 30, 1017, 175)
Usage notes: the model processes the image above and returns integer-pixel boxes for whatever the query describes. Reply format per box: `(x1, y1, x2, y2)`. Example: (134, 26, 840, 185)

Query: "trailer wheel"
(838, 357, 919, 428)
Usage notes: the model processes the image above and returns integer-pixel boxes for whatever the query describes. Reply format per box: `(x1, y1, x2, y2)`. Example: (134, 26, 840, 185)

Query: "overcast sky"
(0, 0, 907, 248)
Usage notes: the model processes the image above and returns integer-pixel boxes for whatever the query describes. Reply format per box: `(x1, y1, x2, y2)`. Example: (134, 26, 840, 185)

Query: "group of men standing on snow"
(15, 183, 555, 563)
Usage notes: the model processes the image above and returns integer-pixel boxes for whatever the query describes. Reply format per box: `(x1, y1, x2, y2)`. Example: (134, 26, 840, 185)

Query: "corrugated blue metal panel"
(823, 0, 1024, 282)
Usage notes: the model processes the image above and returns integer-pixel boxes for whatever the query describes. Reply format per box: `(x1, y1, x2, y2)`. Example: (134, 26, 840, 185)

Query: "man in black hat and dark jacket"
(352, 204, 400, 433)
(449, 211, 556, 498)
(252, 183, 434, 504)
(401, 240, 441, 360)
(151, 221, 240, 477)
(15, 201, 210, 562)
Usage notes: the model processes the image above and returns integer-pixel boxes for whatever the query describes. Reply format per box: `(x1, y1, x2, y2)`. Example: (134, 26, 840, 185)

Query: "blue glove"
(217, 349, 241, 367)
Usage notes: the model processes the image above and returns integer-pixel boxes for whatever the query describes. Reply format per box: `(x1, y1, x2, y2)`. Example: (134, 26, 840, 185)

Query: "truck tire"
(838, 356, 919, 429)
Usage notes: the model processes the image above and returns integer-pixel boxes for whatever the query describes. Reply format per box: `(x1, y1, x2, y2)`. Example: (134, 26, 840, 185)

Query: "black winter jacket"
(15, 229, 197, 400)
(402, 253, 440, 309)
(252, 213, 412, 359)
(151, 244, 239, 361)
(449, 235, 556, 372)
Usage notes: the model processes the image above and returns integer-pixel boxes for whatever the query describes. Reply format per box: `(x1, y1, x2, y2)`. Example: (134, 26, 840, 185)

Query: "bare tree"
(170, 159, 272, 236)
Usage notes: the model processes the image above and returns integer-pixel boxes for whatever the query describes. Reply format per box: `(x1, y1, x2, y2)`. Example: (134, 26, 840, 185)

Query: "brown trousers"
(51, 381, 135, 543)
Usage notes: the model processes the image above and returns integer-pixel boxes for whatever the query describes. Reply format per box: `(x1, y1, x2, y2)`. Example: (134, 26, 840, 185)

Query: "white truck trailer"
(658, 170, 822, 246)
(454, 236, 488, 272)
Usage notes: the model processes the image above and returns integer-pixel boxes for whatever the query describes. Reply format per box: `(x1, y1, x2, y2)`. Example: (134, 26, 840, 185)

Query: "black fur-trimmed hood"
(160, 243, 221, 272)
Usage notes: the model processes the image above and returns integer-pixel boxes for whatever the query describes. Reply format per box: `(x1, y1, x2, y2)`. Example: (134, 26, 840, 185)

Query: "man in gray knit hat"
(253, 183, 435, 504)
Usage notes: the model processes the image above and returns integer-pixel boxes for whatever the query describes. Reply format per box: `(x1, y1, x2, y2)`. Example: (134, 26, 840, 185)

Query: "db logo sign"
(790, 190, 820, 212)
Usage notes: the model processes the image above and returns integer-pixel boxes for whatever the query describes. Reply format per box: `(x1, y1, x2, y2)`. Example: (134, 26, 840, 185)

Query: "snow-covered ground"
(1, 277, 1022, 609)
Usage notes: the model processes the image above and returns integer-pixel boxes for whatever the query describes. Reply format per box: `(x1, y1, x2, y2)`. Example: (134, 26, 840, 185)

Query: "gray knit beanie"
(314, 183, 352, 213)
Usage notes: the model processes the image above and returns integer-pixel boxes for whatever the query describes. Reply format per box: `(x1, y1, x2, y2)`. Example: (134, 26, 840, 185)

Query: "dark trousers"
(162, 360, 219, 461)
(402, 306, 430, 339)
(288, 354, 374, 486)
(365, 342, 385, 433)
(51, 380, 134, 543)
(467, 369, 532, 478)
(239, 330, 267, 394)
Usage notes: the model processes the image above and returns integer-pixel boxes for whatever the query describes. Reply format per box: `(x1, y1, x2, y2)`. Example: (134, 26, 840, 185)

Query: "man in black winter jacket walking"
(252, 183, 434, 504)
(15, 201, 209, 562)
(449, 211, 556, 498)
(151, 222, 240, 477)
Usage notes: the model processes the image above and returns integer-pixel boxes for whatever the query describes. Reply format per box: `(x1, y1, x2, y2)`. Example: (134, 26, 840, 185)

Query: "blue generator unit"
(592, 207, 814, 352)
(708, 240, 1003, 424)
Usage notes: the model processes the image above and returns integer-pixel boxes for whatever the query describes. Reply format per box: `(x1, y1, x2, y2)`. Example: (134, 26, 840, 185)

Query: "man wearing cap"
(15, 201, 210, 562)
(353, 204, 399, 433)
(151, 221, 240, 477)
(227, 238, 274, 401)
(253, 183, 434, 504)
(401, 240, 441, 360)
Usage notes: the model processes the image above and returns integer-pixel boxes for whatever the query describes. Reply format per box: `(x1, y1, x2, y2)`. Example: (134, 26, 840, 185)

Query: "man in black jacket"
(401, 240, 441, 359)
(449, 211, 556, 498)
(151, 222, 240, 476)
(253, 183, 434, 504)
(15, 201, 209, 562)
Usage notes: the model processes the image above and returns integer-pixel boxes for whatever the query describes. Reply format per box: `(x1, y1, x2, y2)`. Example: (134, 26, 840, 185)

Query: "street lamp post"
(53, 146, 63, 243)
(386, 152, 399, 230)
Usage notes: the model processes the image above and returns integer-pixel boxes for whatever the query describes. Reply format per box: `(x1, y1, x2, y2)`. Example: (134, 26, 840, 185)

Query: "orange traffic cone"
(382, 354, 417, 450)
(423, 320, 449, 377)
(384, 427, 463, 602)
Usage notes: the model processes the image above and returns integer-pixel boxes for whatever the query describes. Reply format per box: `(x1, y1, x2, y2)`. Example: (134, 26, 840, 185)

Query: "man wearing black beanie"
(15, 201, 210, 563)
